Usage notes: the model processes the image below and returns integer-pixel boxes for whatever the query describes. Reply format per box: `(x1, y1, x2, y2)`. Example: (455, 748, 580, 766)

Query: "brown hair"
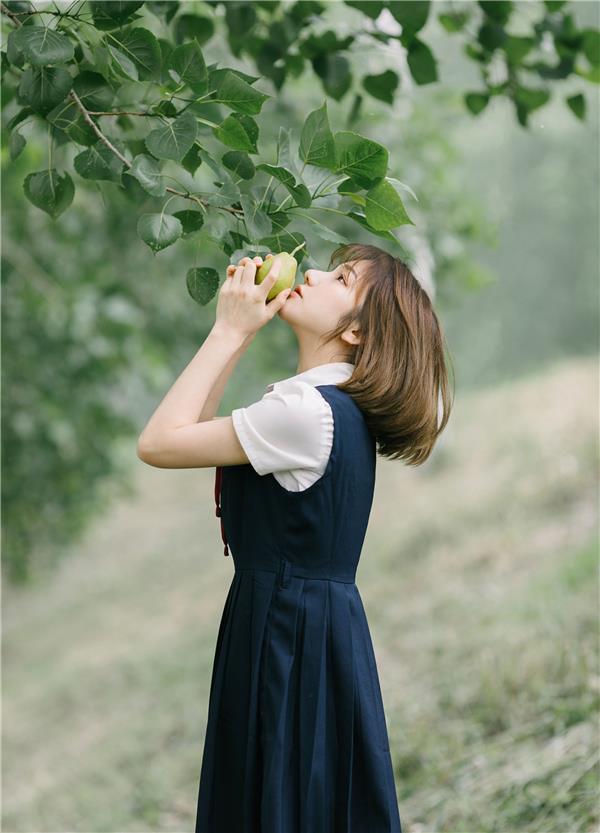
(319, 243, 455, 466)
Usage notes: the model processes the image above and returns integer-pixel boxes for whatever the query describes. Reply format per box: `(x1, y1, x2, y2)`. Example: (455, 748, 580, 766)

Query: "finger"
(267, 285, 294, 316)
(231, 263, 246, 286)
(260, 257, 281, 293)
(241, 257, 259, 285)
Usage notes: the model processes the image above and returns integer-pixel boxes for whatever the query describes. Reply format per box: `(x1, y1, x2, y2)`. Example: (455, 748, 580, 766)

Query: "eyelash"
(337, 272, 347, 284)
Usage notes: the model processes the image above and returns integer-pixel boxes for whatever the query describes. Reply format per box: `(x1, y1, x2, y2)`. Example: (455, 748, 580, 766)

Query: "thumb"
(270, 286, 293, 314)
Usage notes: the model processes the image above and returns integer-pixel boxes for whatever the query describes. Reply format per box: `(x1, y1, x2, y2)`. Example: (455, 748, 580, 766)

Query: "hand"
(215, 254, 292, 339)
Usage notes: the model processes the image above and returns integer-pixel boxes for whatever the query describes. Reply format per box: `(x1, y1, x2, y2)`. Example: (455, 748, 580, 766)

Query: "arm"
(137, 324, 252, 468)
(198, 330, 254, 422)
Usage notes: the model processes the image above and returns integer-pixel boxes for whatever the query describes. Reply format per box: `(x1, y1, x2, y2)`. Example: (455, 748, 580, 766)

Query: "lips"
(293, 286, 303, 297)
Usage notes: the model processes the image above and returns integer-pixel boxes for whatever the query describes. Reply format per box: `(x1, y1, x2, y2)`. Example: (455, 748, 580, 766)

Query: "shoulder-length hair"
(320, 243, 455, 466)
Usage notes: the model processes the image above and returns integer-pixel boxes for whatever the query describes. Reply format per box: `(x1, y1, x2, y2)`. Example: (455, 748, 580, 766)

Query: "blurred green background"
(2, 1, 599, 831)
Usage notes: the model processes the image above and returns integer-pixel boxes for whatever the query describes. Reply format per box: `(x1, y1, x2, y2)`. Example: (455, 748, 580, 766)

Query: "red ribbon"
(214, 465, 230, 557)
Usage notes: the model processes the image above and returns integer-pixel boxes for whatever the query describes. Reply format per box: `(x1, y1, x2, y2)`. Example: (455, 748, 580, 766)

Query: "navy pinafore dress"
(195, 383, 402, 833)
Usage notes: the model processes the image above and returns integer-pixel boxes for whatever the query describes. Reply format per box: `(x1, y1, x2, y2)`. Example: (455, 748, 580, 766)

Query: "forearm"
(138, 325, 249, 445)
(198, 332, 254, 422)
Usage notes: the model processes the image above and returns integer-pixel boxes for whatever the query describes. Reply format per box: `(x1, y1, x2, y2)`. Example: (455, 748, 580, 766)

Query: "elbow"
(137, 434, 158, 466)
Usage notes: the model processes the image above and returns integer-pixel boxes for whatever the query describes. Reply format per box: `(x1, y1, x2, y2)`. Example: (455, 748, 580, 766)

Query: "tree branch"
(67, 89, 243, 219)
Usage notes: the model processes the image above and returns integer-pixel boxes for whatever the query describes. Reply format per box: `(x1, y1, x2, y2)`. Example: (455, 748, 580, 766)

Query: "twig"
(67, 89, 243, 218)
(86, 110, 162, 117)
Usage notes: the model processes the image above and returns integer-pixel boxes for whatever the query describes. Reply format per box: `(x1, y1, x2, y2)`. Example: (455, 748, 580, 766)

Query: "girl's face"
(278, 259, 366, 342)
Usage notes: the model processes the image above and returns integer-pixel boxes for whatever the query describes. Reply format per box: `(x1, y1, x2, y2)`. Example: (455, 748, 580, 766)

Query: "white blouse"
(231, 362, 355, 492)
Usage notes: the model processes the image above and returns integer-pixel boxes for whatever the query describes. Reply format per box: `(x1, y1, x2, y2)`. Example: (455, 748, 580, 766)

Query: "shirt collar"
(266, 361, 355, 392)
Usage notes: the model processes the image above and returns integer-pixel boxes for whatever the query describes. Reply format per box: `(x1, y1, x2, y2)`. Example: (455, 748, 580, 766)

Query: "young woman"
(137, 243, 454, 832)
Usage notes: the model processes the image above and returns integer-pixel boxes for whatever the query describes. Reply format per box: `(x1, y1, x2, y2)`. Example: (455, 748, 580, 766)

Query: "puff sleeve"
(231, 379, 334, 480)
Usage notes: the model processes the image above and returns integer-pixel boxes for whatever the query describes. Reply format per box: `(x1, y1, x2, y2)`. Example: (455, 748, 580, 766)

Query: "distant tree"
(2, 0, 597, 298)
(1, 0, 597, 583)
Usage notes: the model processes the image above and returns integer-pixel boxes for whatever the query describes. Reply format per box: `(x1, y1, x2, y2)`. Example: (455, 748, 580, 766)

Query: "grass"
(3, 354, 598, 832)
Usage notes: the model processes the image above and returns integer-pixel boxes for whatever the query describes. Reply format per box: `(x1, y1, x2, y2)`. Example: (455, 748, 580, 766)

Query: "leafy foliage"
(1, 0, 597, 307)
(1, 0, 597, 583)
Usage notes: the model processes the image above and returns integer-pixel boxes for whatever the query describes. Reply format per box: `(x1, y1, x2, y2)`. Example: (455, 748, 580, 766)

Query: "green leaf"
(6, 106, 33, 133)
(299, 30, 355, 59)
(7, 28, 27, 68)
(514, 85, 551, 112)
(438, 11, 470, 33)
(544, 0, 567, 10)
(137, 212, 183, 253)
(46, 99, 97, 146)
(259, 228, 307, 257)
(173, 210, 205, 237)
(125, 153, 166, 196)
(256, 164, 312, 208)
(197, 148, 236, 188)
(388, 1, 430, 40)
(187, 267, 220, 305)
(204, 182, 241, 209)
(240, 193, 273, 242)
(582, 29, 600, 66)
(266, 211, 292, 230)
(478, 21, 507, 52)
(465, 91, 490, 114)
(107, 44, 138, 80)
(208, 66, 261, 89)
(175, 14, 215, 47)
(574, 63, 600, 84)
(225, 2, 257, 37)
(23, 169, 74, 218)
(566, 92, 585, 120)
(120, 168, 148, 201)
(9, 129, 26, 161)
(364, 178, 414, 230)
(18, 26, 74, 66)
(72, 71, 114, 111)
(74, 140, 125, 182)
(312, 53, 352, 101)
(213, 112, 259, 154)
(168, 38, 208, 95)
(90, 1, 145, 30)
(347, 211, 397, 241)
(222, 151, 256, 180)
(344, 1, 384, 19)
(406, 38, 438, 85)
(299, 101, 336, 169)
(289, 211, 350, 245)
(337, 176, 364, 196)
(181, 143, 203, 175)
(362, 69, 399, 104)
(144, 110, 198, 162)
(478, 1, 512, 23)
(502, 35, 535, 64)
(333, 131, 388, 187)
(387, 176, 419, 203)
(18, 65, 72, 115)
(213, 69, 271, 115)
(107, 27, 161, 82)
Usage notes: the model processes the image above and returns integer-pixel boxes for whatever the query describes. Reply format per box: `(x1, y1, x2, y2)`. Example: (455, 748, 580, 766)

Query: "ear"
(342, 324, 361, 346)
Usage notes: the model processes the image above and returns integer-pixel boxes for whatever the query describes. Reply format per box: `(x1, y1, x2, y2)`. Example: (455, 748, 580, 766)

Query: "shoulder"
(230, 379, 333, 477)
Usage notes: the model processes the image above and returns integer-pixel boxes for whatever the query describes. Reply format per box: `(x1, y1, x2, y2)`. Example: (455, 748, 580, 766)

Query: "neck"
(295, 337, 353, 375)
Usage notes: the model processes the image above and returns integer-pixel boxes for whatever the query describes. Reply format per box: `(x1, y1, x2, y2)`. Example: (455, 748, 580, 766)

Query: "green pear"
(255, 241, 306, 301)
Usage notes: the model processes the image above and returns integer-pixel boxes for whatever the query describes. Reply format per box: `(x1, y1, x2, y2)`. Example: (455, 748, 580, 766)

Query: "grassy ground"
(3, 354, 598, 833)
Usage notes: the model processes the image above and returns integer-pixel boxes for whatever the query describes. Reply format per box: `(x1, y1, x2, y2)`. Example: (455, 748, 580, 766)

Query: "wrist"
(211, 323, 253, 346)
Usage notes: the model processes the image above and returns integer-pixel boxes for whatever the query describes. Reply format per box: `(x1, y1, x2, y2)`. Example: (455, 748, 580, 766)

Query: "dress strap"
(214, 466, 230, 557)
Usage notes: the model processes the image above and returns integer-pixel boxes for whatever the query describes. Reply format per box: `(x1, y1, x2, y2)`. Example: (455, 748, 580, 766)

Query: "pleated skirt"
(194, 567, 402, 833)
